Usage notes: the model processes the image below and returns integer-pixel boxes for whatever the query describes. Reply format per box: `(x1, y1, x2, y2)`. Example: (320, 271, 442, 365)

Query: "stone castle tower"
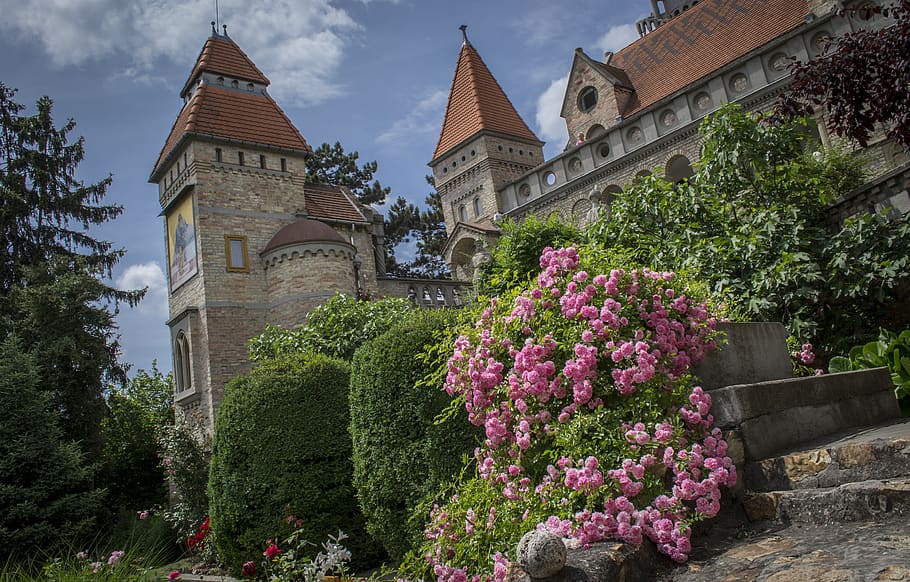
(431, 28, 544, 280)
(150, 27, 384, 425)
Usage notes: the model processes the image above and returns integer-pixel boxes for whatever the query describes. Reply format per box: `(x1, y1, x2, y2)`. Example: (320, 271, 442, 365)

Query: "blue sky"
(0, 0, 647, 376)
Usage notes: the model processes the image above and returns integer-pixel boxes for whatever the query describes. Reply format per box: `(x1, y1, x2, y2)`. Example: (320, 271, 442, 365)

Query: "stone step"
(742, 477, 910, 525)
(744, 418, 910, 492)
(710, 367, 900, 461)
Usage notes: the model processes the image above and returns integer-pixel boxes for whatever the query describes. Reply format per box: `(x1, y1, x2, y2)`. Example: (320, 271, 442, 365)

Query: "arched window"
(458, 205, 468, 222)
(666, 155, 694, 183)
(174, 332, 192, 393)
(473, 197, 483, 217)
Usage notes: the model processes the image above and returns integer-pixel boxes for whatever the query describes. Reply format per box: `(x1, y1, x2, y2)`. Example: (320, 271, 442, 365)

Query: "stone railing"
(377, 277, 472, 309)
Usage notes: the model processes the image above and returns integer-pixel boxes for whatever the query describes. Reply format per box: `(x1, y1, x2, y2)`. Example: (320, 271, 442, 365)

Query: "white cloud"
(376, 89, 448, 145)
(0, 0, 362, 107)
(535, 74, 569, 146)
(596, 23, 640, 54)
(117, 261, 168, 318)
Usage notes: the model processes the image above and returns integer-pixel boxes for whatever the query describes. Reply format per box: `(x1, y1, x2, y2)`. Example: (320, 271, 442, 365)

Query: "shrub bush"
(403, 246, 735, 581)
(208, 353, 381, 574)
(248, 293, 414, 362)
(350, 309, 480, 560)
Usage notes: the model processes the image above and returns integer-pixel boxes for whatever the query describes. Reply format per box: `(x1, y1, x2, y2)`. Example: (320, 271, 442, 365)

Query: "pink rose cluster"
(432, 247, 737, 580)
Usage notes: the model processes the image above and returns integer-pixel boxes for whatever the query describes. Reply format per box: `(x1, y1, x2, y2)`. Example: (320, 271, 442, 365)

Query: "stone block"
(694, 323, 792, 391)
(744, 419, 910, 491)
(744, 477, 910, 526)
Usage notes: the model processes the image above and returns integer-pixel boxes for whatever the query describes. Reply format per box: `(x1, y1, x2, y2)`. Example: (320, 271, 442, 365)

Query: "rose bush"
(405, 246, 736, 581)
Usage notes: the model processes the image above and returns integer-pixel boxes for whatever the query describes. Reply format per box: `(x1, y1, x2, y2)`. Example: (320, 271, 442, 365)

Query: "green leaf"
(828, 356, 853, 373)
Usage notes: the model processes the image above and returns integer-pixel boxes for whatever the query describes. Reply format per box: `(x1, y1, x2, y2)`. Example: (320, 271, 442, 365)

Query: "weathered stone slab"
(745, 419, 910, 491)
(743, 477, 910, 525)
(711, 368, 895, 428)
(694, 323, 792, 391)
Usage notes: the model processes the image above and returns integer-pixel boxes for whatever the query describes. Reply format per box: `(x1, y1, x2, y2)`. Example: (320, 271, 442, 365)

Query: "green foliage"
(0, 335, 104, 564)
(208, 353, 382, 574)
(478, 214, 582, 297)
(829, 329, 910, 399)
(157, 412, 211, 546)
(248, 293, 414, 362)
(101, 364, 173, 513)
(349, 309, 479, 561)
(586, 104, 910, 356)
(0, 84, 143, 462)
(305, 141, 390, 205)
(385, 176, 451, 279)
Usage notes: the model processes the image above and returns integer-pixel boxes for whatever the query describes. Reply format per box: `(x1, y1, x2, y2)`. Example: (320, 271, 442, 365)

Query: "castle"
(153, 0, 909, 425)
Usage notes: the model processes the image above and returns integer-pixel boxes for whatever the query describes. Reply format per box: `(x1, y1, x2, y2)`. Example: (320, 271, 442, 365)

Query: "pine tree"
(305, 141, 391, 205)
(0, 335, 105, 562)
(0, 83, 143, 461)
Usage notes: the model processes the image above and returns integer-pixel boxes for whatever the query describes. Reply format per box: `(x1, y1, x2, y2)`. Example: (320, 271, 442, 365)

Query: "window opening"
(225, 235, 250, 272)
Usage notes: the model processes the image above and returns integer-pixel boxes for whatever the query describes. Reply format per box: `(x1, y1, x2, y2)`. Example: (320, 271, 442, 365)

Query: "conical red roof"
(433, 40, 541, 161)
(151, 33, 311, 181)
(180, 34, 270, 98)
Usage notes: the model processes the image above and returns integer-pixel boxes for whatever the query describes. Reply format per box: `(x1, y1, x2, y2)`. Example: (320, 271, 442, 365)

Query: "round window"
(519, 184, 531, 197)
(627, 127, 643, 144)
(694, 92, 712, 111)
(660, 109, 678, 128)
(578, 86, 598, 112)
(543, 171, 557, 187)
(597, 143, 611, 159)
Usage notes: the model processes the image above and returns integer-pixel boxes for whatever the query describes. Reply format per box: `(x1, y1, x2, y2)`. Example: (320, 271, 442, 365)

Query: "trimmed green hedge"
(208, 353, 381, 574)
(350, 310, 479, 561)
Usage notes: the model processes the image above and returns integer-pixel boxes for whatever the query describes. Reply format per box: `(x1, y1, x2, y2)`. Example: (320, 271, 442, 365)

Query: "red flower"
(187, 536, 197, 549)
(264, 543, 282, 559)
(241, 561, 257, 577)
(200, 516, 211, 531)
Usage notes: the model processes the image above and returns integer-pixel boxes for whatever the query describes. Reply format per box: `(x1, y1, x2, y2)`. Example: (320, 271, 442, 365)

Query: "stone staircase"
(664, 323, 910, 580)
(518, 323, 910, 581)
(700, 323, 908, 528)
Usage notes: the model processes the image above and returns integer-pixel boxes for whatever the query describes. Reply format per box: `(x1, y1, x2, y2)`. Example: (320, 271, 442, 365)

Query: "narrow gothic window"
(458, 205, 467, 222)
(238, 151, 244, 166)
(280, 158, 287, 172)
(260, 154, 267, 169)
(215, 148, 222, 162)
(473, 197, 482, 217)
(174, 332, 192, 392)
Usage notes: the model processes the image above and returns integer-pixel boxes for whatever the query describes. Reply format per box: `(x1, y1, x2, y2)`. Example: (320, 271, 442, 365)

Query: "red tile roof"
(433, 41, 542, 161)
(611, 0, 809, 116)
(152, 34, 312, 180)
(151, 85, 311, 180)
(181, 34, 270, 98)
(304, 183, 367, 223)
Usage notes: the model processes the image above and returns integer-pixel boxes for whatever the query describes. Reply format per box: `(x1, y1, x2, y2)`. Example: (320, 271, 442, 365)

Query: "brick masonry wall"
(158, 137, 383, 426)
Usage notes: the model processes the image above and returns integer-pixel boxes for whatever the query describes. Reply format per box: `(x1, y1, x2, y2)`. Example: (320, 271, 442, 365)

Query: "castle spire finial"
(211, 21, 217, 35)
(459, 24, 469, 46)
(223, 24, 228, 37)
